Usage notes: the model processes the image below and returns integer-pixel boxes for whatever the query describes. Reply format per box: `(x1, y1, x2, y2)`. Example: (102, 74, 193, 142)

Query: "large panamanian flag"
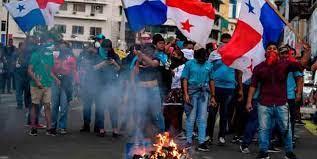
(218, 0, 285, 82)
(122, 0, 215, 46)
(5, 0, 64, 32)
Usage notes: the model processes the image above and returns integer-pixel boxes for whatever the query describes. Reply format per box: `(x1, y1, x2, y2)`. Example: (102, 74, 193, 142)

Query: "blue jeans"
(81, 90, 102, 128)
(258, 104, 293, 153)
(51, 81, 70, 129)
(185, 86, 209, 144)
(207, 87, 234, 139)
(242, 100, 258, 146)
(14, 72, 31, 109)
(135, 86, 165, 133)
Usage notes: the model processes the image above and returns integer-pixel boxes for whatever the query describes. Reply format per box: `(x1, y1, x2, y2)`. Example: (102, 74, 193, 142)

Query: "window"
(72, 26, 84, 35)
(119, 6, 123, 15)
(60, 3, 67, 11)
(71, 41, 84, 49)
(55, 24, 66, 34)
(1, 21, 6, 31)
(91, 5, 103, 14)
(90, 27, 102, 36)
(73, 3, 85, 12)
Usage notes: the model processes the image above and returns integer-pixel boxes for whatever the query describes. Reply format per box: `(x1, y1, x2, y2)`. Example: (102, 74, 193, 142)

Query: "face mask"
(95, 41, 101, 48)
(265, 50, 279, 65)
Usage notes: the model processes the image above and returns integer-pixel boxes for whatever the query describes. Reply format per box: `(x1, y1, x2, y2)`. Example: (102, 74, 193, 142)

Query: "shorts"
(31, 86, 51, 105)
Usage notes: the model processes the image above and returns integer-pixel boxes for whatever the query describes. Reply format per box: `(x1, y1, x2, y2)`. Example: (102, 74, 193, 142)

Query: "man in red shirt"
(246, 42, 302, 159)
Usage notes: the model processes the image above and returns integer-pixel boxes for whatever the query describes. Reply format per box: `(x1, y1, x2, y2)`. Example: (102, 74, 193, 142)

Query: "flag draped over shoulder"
(218, 0, 285, 82)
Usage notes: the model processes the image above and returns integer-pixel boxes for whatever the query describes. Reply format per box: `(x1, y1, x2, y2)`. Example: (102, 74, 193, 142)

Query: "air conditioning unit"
(90, 13, 95, 16)
(73, 11, 77, 14)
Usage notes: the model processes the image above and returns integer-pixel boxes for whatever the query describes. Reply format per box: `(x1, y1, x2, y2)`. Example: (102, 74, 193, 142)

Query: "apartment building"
(1, 0, 124, 48)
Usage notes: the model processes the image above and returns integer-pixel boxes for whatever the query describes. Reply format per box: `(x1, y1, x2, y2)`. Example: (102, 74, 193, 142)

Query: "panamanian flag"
(122, 0, 215, 46)
(5, 0, 64, 32)
(218, 0, 286, 82)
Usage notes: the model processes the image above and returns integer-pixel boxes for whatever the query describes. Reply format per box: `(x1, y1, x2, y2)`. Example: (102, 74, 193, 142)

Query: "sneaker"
(29, 128, 38, 136)
(257, 151, 270, 159)
(197, 142, 210, 152)
(177, 132, 186, 140)
(59, 129, 67, 135)
(206, 138, 213, 145)
(240, 145, 250, 154)
(80, 125, 90, 132)
(295, 120, 305, 126)
(285, 152, 297, 159)
(182, 142, 192, 150)
(231, 136, 241, 144)
(35, 124, 47, 129)
(218, 137, 226, 145)
(46, 129, 57, 136)
(268, 146, 281, 153)
(97, 131, 105, 137)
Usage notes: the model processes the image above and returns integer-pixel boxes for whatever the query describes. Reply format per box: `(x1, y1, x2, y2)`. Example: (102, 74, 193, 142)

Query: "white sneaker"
(177, 132, 186, 140)
(218, 137, 226, 145)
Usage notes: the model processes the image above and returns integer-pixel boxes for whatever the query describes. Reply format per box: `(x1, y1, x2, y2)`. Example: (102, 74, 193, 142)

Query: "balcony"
(55, 11, 107, 21)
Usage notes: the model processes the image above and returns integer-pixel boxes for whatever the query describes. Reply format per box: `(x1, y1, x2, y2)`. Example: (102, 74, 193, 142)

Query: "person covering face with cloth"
(246, 42, 302, 159)
(181, 48, 217, 152)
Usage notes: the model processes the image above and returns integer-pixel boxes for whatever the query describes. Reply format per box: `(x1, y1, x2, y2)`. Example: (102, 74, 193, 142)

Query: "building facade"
(1, 0, 123, 48)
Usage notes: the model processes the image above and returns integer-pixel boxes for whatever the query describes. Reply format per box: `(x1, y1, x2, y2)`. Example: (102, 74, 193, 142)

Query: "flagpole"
(5, 0, 10, 46)
(264, 0, 302, 43)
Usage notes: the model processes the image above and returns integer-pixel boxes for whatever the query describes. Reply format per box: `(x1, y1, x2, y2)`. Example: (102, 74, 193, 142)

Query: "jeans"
(51, 81, 70, 129)
(242, 100, 258, 146)
(14, 72, 31, 109)
(258, 104, 293, 153)
(288, 99, 300, 141)
(207, 87, 234, 139)
(185, 86, 209, 144)
(4, 72, 15, 92)
(135, 86, 165, 133)
(0, 73, 5, 92)
(101, 84, 119, 130)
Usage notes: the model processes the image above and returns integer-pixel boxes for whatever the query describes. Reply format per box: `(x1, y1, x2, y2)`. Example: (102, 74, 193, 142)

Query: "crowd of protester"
(0, 32, 314, 159)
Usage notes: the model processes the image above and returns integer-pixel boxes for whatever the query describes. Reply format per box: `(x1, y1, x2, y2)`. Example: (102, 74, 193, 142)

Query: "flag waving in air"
(5, 0, 64, 32)
(218, 0, 285, 82)
(122, 0, 215, 46)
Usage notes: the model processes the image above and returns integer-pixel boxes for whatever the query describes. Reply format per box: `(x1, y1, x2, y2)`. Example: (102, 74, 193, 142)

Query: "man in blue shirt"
(181, 48, 216, 152)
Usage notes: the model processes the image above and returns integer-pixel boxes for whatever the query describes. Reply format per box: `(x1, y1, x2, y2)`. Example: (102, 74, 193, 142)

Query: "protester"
(98, 40, 121, 137)
(163, 47, 187, 135)
(28, 37, 55, 136)
(207, 33, 243, 145)
(246, 42, 302, 159)
(279, 45, 304, 144)
(51, 41, 79, 135)
(4, 38, 16, 93)
(132, 34, 167, 136)
(181, 48, 216, 151)
(78, 45, 102, 134)
(14, 42, 32, 110)
(0, 44, 5, 93)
